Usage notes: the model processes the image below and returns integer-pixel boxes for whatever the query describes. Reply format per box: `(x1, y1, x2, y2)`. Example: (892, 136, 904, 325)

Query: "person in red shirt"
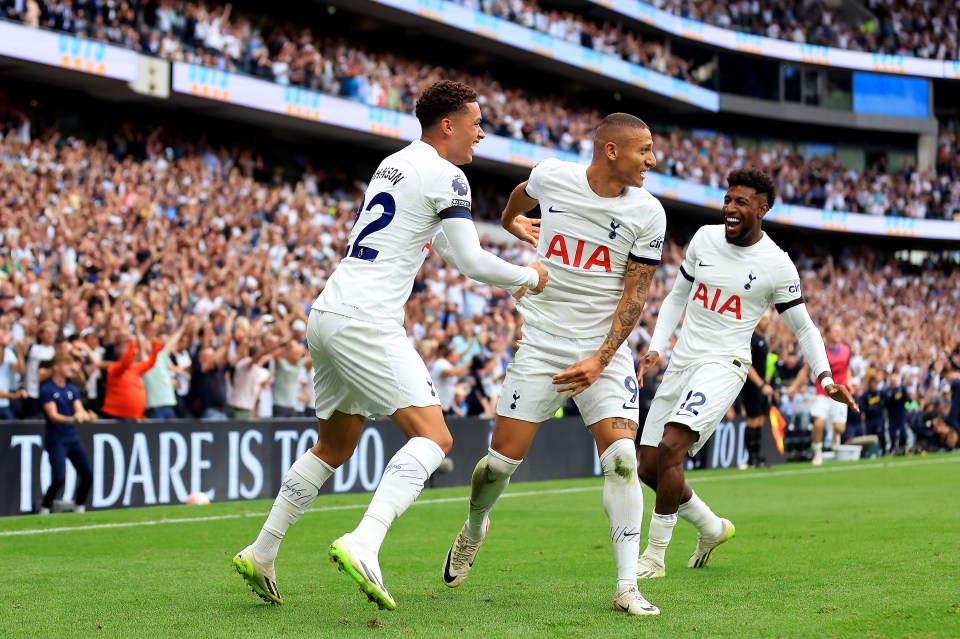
(100, 328, 162, 421)
(809, 323, 852, 465)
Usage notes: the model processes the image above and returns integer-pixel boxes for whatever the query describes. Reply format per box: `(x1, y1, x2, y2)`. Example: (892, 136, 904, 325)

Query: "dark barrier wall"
(1, 417, 782, 516)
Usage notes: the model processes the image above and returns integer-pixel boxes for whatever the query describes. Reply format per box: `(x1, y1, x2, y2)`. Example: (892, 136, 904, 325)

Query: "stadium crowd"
(653, 125, 960, 221)
(652, 0, 959, 61)
(3, 2, 960, 221)
(448, 0, 708, 83)
(1, 103, 958, 453)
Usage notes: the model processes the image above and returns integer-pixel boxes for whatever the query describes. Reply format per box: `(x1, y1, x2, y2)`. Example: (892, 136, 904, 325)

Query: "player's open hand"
(827, 383, 859, 412)
(526, 261, 548, 295)
(636, 351, 659, 388)
(553, 355, 604, 398)
(504, 215, 541, 247)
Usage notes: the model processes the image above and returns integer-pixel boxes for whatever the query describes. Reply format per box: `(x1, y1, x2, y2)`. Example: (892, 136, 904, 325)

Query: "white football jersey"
(314, 140, 473, 326)
(517, 158, 666, 339)
(668, 225, 802, 369)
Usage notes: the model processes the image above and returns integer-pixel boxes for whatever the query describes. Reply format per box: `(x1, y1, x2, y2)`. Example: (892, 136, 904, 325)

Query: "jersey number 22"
(346, 192, 396, 262)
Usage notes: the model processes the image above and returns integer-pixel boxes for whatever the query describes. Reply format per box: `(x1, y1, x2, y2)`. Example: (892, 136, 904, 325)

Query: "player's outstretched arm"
(438, 216, 546, 293)
(780, 303, 859, 412)
(433, 231, 541, 299)
(553, 261, 656, 398)
(500, 180, 541, 247)
(643, 265, 694, 362)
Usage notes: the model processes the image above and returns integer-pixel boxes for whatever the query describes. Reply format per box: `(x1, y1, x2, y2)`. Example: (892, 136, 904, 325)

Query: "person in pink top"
(809, 323, 852, 465)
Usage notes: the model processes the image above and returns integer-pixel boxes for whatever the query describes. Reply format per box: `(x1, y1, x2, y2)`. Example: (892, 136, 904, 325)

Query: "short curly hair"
(727, 167, 777, 208)
(415, 80, 478, 129)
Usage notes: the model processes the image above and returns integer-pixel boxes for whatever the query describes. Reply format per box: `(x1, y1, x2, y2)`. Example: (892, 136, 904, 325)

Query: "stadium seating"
(650, 0, 959, 60)
(1, 94, 957, 434)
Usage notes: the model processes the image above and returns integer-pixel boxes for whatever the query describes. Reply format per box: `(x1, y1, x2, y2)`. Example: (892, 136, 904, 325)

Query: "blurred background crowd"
(651, 0, 958, 61)
(0, 0, 958, 458)
(0, 99, 957, 454)
(2, 0, 959, 220)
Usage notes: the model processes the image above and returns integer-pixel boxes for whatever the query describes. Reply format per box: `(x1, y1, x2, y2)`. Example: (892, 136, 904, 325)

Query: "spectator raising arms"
(100, 324, 163, 421)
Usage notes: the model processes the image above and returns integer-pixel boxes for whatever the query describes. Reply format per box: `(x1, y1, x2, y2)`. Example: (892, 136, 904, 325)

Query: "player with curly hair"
(633, 167, 858, 585)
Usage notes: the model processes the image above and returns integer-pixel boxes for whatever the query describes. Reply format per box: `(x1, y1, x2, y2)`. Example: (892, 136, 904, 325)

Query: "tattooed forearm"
(595, 264, 656, 366)
(611, 417, 639, 431)
(598, 324, 634, 366)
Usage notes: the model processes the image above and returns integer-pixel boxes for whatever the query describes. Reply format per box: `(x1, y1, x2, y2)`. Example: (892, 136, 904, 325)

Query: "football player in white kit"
(441, 113, 666, 616)
(634, 167, 858, 584)
(233, 80, 547, 611)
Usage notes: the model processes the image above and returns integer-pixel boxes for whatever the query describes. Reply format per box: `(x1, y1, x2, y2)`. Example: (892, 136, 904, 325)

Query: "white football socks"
(254, 451, 335, 563)
(678, 490, 724, 539)
(351, 437, 445, 552)
(600, 439, 643, 594)
(465, 448, 521, 541)
(643, 511, 678, 564)
(812, 442, 824, 455)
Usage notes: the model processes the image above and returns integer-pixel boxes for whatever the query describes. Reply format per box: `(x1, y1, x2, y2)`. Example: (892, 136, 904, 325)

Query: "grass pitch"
(3, 455, 958, 638)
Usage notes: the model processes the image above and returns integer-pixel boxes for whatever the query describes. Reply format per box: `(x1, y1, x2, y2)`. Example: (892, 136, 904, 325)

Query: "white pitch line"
(2, 456, 957, 538)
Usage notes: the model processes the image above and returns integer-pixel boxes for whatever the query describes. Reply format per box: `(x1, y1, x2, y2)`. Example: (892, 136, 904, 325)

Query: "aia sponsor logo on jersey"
(692, 283, 742, 319)
(452, 175, 469, 196)
(544, 234, 612, 272)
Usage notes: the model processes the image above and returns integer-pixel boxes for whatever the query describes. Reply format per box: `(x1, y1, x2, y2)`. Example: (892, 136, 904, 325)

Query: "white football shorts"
(307, 310, 439, 419)
(496, 323, 642, 427)
(639, 360, 747, 456)
(810, 393, 848, 426)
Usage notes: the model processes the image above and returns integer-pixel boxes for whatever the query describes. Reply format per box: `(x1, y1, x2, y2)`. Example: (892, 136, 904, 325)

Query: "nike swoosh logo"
(622, 531, 639, 539)
(698, 260, 713, 267)
(622, 403, 637, 410)
(547, 205, 566, 213)
(443, 547, 457, 584)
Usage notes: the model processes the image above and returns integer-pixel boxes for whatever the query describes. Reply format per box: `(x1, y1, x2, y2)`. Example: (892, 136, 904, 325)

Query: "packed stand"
(650, 0, 958, 61)
(4, 2, 960, 220)
(0, 0, 610, 153)
(448, 0, 710, 83)
(0, 100, 958, 455)
(653, 125, 960, 221)
(762, 250, 960, 454)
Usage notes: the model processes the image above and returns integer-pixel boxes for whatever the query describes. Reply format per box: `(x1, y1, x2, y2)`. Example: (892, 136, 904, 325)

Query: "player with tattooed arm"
(442, 113, 665, 617)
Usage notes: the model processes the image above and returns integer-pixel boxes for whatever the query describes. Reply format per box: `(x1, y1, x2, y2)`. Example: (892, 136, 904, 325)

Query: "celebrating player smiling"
(634, 167, 858, 587)
(442, 113, 666, 617)
(233, 80, 547, 611)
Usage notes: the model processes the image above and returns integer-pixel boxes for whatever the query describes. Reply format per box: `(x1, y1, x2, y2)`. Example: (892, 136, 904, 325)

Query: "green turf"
(3, 455, 958, 638)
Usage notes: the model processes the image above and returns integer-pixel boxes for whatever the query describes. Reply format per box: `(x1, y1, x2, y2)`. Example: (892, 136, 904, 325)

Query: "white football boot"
(329, 533, 396, 611)
(688, 517, 736, 568)
(636, 553, 666, 579)
(613, 587, 660, 616)
(441, 521, 487, 588)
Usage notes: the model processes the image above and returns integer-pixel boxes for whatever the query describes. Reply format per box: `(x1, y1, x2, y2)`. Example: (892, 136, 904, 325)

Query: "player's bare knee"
(431, 431, 454, 454)
(637, 462, 658, 489)
(656, 439, 683, 466)
(636, 446, 658, 487)
(314, 447, 351, 468)
(657, 431, 690, 466)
